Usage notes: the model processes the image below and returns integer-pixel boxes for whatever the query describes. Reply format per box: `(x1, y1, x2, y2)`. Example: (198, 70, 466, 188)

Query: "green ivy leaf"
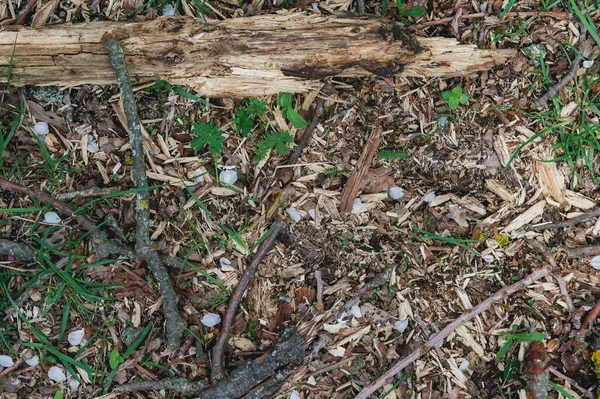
(254, 130, 295, 162)
(191, 120, 225, 156)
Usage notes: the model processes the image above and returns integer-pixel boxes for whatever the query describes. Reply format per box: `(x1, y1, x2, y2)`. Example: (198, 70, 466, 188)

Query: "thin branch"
(568, 245, 600, 258)
(409, 11, 569, 31)
(548, 366, 594, 399)
(211, 221, 285, 381)
(354, 265, 553, 399)
(114, 377, 204, 395)
(576, 299, 600, 340)
(0, 239, 35, 261)
(14, 0, 37, 24)
(55, 186, 120, 201)
(530, 208, 600, 231)
(103, 33, 184, 350)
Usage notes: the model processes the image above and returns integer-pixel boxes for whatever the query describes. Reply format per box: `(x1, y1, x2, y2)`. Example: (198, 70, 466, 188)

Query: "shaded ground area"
(0, 1, 599, 398)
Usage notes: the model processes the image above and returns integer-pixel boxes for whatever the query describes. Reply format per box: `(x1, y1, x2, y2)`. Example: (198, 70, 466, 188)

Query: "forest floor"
(0, 0, 599, 398)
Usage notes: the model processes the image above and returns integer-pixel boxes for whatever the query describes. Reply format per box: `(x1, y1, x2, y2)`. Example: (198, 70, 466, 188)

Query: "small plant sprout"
(395, 2, 425, 25)
(442, 86, 469, 109)
(191, 120, 225, 157)
(253, 130, 294, 162)
(495, 326, 546, 360)
(278, 93, 308, 128)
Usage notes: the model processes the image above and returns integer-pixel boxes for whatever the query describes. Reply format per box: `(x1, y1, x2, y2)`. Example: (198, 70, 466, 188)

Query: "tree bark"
(0, 13, 515, 98)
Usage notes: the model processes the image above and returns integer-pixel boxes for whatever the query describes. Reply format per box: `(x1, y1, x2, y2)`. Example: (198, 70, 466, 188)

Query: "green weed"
(441, 86, 469, 110)
(495, 326, 546, 360)
(253, 130, 294, 161)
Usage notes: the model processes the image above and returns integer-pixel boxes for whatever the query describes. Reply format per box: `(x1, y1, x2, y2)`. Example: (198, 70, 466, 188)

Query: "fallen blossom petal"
(394, 319, 409, 334)
(219, 169, 238, 185)
(308, 209, 316, 220)
(44, 212, 62, 224)
(591, 256, 600, 270)
(289, 390, 301, 399)
(424, 192, 436, 203)
(201, 313, 221, 327)
(68, 374, 81, 390)
(350, 304, 362, 318)
(24, 355, 39, 367)
(0, 355, 14, 367)
(33, 122, 49, 136)
(583, 60, 594, 69)
(219, 257, 234, 271)
(482, 255, 495, 263)
(68, 329, 85, 346)
(87, 142, 99, 153)
(48, 366, 67, 382)
(193, 169, 205, 183)
(459, 360, 473, 375)
(162, 4, 176, 16)
(389, 186, 405, 200)
(286, 207, 302, 222)
(352, 198, 363, 211)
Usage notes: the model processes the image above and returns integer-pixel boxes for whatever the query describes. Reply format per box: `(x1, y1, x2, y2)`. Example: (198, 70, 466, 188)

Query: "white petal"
(48, 366, 67, 382)
(201, 313, 221, 327)
(459, 360, 473, 375)
(33, 122, 49, 136)
(308, 209, 316, 220)
(193, 169, 205, 183)
(352, 198, 363, 211)
(25, 355, 39, 367)
(0, 355, 14, 367)
(219, 170, 238, 185)
(87, 142, 99, 153)
(68, 375, 81, 390)
(591, 256, 600, 270)
(424, 192, 436, 203)
(219, 257, 234, 271)
(482, 255, 495, 263)
(286, 207, 302, 222)
(350, 305, 362, 318)
(389, 187, 405, 200)
(583, 60, 594, 69)
(394, 319, 409, 334)
(289, 390, 301, 399)
(68, 329, 85, 346)
(44, 212, 62, 224)
(162, 4, 176, 16)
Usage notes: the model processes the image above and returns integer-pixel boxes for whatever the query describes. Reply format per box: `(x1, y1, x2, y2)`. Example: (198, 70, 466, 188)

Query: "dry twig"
(531, 208, 600, 231)
(355, 265, 553, 399)
(103, 33, 184, 349)
(576, 299, 600, 340)
(211, 221, 285, 381)
(409, 11, 568, 30)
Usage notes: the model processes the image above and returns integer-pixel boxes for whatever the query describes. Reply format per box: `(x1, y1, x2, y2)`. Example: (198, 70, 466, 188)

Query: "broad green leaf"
(403, 6, 425, 17)
(511, 332, 546, 343)
(109, 349, 122, 370)
(285, 107, 308, 128)
(459, 94, 469, 104)
(495, 339, 513, 360)
(278, 93, 292, 108)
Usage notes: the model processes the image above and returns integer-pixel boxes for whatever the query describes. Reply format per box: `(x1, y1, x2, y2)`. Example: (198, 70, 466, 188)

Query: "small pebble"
(25, 355, 39, 367)
(352, 198, 363, 211)
(219, 169, 238, 185)
(162, 4, 176, 16)
(286, 207, 302, 222)
(394, 319, 409, 334)
(0, 355, 14, 367)
(424, 192, 436, 203)
(591, 256, 600, 270)
(201, 313, 221, 327)
(33, 122, 49, 136)
(43, 212, 61, 224)
(68, 329, 85, 346)
(389, 186, 405, 200)
(48, 366, 67, 382)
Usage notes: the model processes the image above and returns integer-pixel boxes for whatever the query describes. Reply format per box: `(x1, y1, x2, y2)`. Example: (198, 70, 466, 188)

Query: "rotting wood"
(0, 14, 515, 98)
(339, 125, 383, 213)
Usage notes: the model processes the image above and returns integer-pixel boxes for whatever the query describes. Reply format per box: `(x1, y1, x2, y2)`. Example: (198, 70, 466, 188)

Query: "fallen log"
(0, 13, 515, 97)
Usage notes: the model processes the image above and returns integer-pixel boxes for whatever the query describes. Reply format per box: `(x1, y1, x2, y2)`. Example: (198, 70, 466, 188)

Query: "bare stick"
(0, 239, 35, 261)
(568, 245, 600, 258)
(409, 11, 569, 30)
(576, 299, 600, 340)
(103, 33, 184, 350)
(211, 221, 285, 381)
(116, 333, 306, 397)
(354, 265, 553, 399)
(55, 186, 120, 201)
(530, 208, 600, 231)
(314, 270, 324, 312)
(339, 125, 383, 213)
(548, 367, 594, 399)
(275, 98, 326, 185)
(14, 0, 37, 24)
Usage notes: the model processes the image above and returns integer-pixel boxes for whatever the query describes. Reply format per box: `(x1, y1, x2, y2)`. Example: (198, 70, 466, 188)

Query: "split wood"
(409, 11, 569, 31)
(354, 264, 553, 399)
(0, 14, 515, 97)
(339, 125, 383, 213)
